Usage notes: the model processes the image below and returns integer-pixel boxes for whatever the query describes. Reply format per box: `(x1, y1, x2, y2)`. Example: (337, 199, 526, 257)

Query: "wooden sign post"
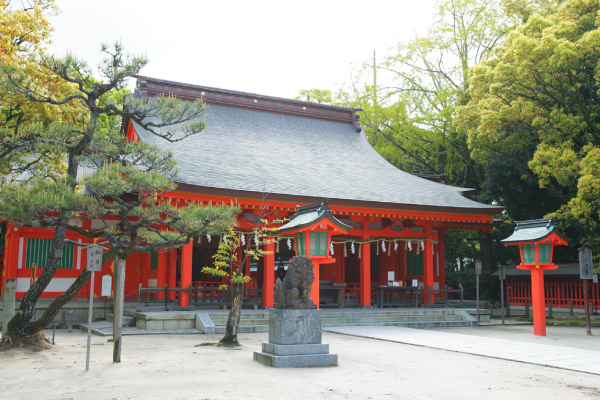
(475, 260, 482, 327)
(85, 245, 103, 371)
(498, 265, 506, 325)
(579, 246, 593, 336)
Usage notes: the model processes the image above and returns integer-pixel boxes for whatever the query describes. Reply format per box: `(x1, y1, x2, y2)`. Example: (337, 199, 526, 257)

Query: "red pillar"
(168, 250, 177, 300)
(310, 261, 320, 309)
(439, 230, 446, 289)
(140, 253, 150, 287)
(531, 268, 547, 336)
(423, 227, 435, 305)
(360, 242, 371, 307)
(262, 240, 275, 307)
(179, 241, 193, 306)
(4, 223, 19, 281)
(245, 246, 251, 287)
(156, 251, 168, 300)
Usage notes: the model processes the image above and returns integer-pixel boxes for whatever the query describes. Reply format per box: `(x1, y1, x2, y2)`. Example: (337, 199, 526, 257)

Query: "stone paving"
(325, 325, 600, 375)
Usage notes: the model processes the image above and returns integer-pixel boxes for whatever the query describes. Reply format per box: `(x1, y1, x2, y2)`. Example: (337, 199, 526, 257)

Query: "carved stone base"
(253, 309, 338, 368)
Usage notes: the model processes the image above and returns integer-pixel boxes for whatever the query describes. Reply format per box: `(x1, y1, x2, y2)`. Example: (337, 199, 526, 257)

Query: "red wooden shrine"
(1, 76, 503, 309)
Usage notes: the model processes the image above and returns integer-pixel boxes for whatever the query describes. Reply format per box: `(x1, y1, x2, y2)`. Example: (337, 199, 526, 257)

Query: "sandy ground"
(1, 328, 600, 400)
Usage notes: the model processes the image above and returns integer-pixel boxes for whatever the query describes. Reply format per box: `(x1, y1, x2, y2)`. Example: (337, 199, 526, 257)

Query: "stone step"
(323, 320, 472, 329)
(321, 310, 455, 318)
(321, 315, 463, 324)
(254, 351, 338, 368)
(79, 321, 113, 336)
(208, 313, 269, 320)
(106, 314, 136, 326)
(211, 318, 269, 326)
(384, 320, 473, 328)
(214, 324, 269, 334)
(80, 322, 204, 336)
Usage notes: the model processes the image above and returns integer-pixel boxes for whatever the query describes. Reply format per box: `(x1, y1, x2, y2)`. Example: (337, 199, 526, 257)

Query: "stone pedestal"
(2, 279, 16, 339)
(253, 309, 338, 368)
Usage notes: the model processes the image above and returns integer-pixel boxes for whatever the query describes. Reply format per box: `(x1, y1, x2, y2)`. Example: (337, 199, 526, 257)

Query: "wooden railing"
(507, 279, 600, 309)
(373, 286, 424, 308)
(138, 283, 263, 310)
(430, 286, 464, 308)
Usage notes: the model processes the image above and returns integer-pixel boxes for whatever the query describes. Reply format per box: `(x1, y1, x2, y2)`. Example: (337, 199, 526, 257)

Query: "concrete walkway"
(325, 325, 600, 375)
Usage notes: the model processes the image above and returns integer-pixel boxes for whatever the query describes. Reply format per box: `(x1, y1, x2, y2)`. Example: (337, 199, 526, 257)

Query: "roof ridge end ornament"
(352, 110, 362, 132)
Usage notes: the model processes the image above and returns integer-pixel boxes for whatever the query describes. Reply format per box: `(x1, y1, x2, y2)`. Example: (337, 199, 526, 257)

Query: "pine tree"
(0, 43, 237, 345)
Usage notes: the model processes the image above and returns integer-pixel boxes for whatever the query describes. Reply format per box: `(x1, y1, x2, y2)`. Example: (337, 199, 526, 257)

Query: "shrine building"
(0, 76, 503, 308)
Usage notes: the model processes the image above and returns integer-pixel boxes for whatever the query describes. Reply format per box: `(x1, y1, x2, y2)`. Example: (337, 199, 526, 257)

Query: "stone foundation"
(253, 309, 338, 368)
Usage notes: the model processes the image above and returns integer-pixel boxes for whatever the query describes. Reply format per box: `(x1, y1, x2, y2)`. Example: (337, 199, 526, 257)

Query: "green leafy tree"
(339, 0, 513, 189)
(294, 88, 333, 104)
(338, 0, 516, 273)
(202, 206, 284, 346)
(0, 0, 81, 183)
(0, 44, 237, 346)
(456, 0, 600, 255)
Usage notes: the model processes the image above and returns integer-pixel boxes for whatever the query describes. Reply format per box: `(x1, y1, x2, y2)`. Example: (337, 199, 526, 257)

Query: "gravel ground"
(1, 327, 600, 400)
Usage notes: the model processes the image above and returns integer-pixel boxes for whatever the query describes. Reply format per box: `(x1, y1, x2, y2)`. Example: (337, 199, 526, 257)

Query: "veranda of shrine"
(0, 76, 502, 309)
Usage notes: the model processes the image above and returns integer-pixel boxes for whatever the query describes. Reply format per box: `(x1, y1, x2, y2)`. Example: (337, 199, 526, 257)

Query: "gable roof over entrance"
(127, 76, 503, 217)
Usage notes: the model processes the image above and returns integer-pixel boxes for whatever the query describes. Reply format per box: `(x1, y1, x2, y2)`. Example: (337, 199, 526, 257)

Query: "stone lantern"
(501, 218, 569, 336)
(278, 200, 351, 307)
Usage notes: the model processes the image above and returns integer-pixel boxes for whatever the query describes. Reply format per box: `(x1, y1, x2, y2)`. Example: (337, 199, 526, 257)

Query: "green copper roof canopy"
(278, 200, 352, 234)
(501, 218, 570, 244)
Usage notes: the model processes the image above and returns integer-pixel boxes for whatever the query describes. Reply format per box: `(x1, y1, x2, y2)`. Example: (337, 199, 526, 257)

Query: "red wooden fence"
(507, 277, 600, 309)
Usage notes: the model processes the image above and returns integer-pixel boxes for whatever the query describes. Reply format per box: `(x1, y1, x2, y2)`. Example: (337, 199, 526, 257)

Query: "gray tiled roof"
(501, 218, 569, 244)
(132, 104, 502, 214)
(278, 201, 353, 233)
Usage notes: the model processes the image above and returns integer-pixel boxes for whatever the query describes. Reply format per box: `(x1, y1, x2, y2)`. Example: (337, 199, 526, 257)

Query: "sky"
(47, 0, 438, 99)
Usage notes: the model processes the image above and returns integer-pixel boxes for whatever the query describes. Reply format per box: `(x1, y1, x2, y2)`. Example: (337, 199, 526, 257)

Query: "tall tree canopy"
(339, 0, 513, 190)
(0, 0, 81, 181)
(456, 0, 600, 252)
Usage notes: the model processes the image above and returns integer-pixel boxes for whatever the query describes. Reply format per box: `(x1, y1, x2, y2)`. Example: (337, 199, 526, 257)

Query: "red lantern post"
(278, 201, 351, 309)
(501, 219, 569, 336)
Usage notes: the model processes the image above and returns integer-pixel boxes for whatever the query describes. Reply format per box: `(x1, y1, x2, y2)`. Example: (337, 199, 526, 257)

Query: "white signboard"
(101, 275, 113, 297)
(594, 275, 598, 284)
(412, 279, 418, 287)
(579, 247, 593, 280)
(388, 271, 395, 281)
(86, 246, 103, 272)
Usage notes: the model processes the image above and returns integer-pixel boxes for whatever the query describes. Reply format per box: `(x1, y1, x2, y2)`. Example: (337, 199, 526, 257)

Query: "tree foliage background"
(299, 0, 600, 299)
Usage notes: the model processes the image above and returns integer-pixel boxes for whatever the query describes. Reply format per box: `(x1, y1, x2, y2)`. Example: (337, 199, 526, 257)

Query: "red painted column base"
(262, 242, 275, 308)
(531, 268, 547, 336)
(179, 242, 193, 307)
(360, 243, 371, 307)
(310, 261, 320, 309)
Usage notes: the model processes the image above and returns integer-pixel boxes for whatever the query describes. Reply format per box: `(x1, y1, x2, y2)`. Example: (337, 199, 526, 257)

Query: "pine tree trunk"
(4, 251, 113, 343)
(113, 257, 126, 362)
(5, 219, 69, 342)
(219, 281, 244, 346)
